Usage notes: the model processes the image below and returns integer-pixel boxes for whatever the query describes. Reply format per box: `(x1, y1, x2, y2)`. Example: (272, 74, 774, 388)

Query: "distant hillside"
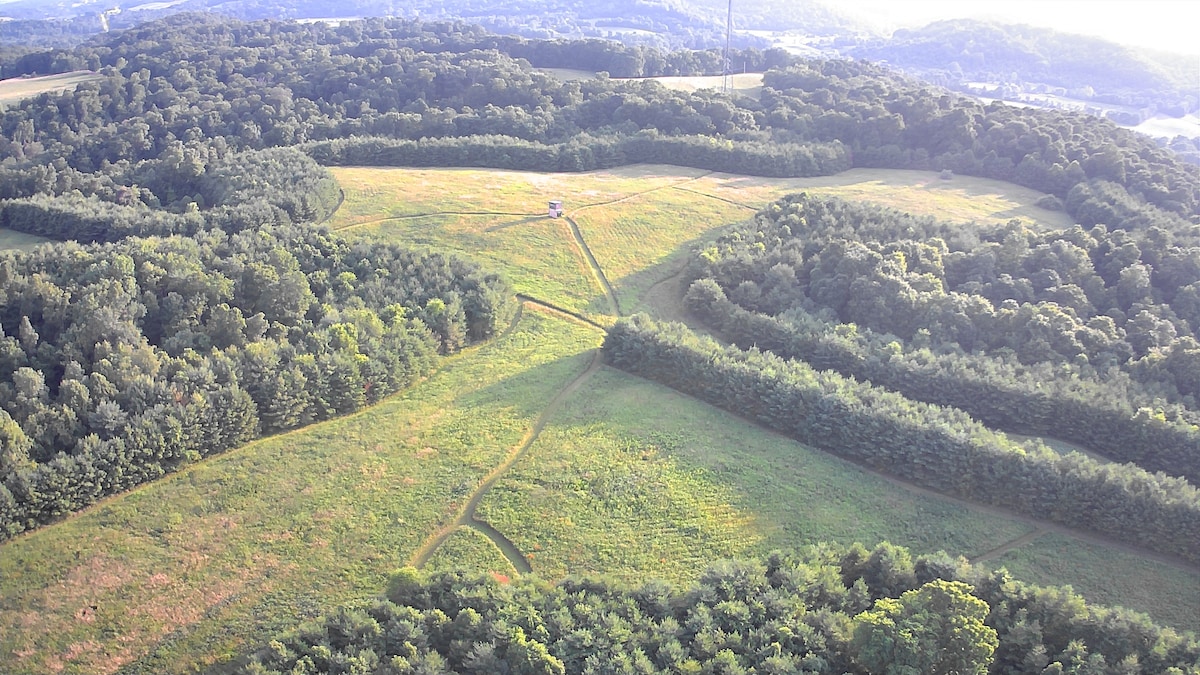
(848, 19, 1199, 118)
(0, 0, 785, 49)
(685, 0, 871, 34)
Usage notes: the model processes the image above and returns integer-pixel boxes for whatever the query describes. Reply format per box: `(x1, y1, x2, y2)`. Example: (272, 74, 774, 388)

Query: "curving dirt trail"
(969, 527, 1047, 565)
(408, 311, 606, 573)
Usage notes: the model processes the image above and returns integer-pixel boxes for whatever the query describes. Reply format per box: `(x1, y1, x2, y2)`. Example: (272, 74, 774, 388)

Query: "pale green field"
(535, 67, 598, 81)
(683, 167, 1077, 229)
(0, 71, 103, 109)
(992, 534, 1200, 631)
(0, 228, 51, 252)
(477, 367, 1033, 584)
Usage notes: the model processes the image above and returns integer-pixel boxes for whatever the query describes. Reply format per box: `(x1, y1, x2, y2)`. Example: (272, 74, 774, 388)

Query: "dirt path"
(671, 184, 760, 211)
(409, 305, 607, 573)
(562, 215, 621, 317)
(969, 527, 1047, 565)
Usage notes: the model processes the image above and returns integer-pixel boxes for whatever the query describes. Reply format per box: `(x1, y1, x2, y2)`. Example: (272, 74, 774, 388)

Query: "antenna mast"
(723, 0, 733, 94)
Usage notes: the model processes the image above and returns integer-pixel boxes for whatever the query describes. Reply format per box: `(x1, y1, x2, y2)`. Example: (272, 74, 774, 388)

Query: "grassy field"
(476, 367, 1034, 584)
(682, 168, 1077, 229)
(0, 71, 103, 109)
(0, 228, 51, 252)
(617, 72, 766, 97)
(0, 311, 602, 675)
(535, 67, 598, 81)
(473, 367, 1200, 631)
(992, 534, 1200, 630)
(1, 164, 1195, 674)
(328, 164, 1073, 318)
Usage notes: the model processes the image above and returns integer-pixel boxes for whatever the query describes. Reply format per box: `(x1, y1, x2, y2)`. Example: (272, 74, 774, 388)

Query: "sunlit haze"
(840, 0, 1200, 56)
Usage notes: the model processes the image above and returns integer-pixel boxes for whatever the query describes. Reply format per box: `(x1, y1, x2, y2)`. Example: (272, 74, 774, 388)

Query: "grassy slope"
(0, 165, 1193, 675)
(0, 311, 601, 675)
(476, 367, 1033, 582)
(327, 164, 1197, 630)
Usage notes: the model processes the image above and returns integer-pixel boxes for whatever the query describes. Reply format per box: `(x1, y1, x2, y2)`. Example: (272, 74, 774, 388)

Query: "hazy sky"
(842, 0, 1200, 56)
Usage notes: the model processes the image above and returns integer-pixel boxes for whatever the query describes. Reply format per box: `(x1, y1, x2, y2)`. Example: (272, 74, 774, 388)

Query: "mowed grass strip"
(475, 367, 1034, 587)
(990, 534, 1200, 634)
(0, 311, 600, 675)
(616, 73, 766, 98)
(0, 71, 103, 109)
(0, 228, 51, 252)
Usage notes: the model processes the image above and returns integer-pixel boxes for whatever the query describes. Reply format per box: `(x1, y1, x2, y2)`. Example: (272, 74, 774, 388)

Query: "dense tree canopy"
(242, 543, 1200, 674)
(682, 194, 1200, 483)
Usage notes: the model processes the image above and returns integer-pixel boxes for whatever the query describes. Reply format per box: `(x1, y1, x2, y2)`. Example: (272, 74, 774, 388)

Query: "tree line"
(0, 14, 1194, 246)
(242, 542, 1200, 674)
(602, 314, 1200, 565)
(683, 193, 1199, 482)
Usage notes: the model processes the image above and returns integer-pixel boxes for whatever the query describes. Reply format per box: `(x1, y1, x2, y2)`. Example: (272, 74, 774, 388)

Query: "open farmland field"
(617, 72, 767, 97)
(0, 228, 50, 252)
(0, 71, 103, 109)
(1, 165, 1195, 675)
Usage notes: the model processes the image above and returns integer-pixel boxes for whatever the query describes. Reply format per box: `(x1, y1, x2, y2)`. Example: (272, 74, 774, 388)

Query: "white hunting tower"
(548, 200, 564, 218)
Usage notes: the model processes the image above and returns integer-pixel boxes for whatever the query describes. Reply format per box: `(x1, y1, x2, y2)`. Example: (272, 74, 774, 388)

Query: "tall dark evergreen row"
(602, 314, 1200, 565)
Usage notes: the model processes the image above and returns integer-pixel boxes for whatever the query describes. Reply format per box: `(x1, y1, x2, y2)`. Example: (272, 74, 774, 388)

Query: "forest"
(0, 13, 1197, 673)
(243, 542, 1200, 674)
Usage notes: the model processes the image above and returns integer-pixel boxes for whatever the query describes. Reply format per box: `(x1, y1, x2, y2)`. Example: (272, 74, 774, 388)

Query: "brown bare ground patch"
(145, 573, 171, 588)
(12, 645, 36, 659)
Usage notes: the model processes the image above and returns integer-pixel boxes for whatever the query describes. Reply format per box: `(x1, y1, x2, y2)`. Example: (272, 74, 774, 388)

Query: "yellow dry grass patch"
(0, 71, 103, 109)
